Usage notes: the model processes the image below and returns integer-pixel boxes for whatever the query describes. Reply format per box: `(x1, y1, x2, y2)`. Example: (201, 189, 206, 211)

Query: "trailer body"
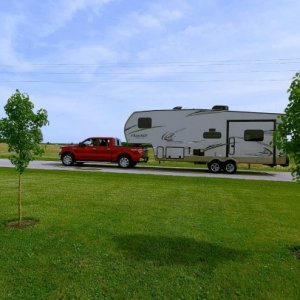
(124, 106, 288, 173)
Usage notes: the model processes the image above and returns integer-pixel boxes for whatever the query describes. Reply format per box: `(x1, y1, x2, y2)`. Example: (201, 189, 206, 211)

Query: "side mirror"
(79, 142, 85, 147)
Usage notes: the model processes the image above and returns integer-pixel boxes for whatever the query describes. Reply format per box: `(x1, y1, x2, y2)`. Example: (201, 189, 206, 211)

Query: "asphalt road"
(0, 159, 294, 182)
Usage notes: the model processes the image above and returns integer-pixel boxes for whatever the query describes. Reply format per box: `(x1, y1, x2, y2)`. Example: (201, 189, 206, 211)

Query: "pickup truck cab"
(59, 137, 148, 168)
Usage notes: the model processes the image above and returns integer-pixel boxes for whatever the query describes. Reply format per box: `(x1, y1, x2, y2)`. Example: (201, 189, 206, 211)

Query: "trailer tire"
(62, 153, 75, 166)
(224, 160, 237, 174)
(118, 155, 132, 168)
(208, 160, 222, 173)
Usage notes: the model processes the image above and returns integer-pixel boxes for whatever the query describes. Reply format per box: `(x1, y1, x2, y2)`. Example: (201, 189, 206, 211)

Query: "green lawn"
(0, 167, 299, 299)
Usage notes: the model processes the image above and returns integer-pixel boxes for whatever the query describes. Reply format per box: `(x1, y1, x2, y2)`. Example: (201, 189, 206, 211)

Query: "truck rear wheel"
(118, 155, 132, 168)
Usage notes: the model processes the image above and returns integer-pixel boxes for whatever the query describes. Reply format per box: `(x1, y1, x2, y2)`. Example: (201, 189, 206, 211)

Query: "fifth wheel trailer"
(124, 105, 289, 174)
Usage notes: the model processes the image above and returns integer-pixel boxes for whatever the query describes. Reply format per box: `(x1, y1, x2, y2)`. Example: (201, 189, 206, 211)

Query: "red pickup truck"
(59, 137, 148, 168)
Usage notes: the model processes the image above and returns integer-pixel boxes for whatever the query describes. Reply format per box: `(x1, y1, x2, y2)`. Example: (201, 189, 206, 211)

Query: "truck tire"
(208, 160, 222, 173)
(118, 155, 132, 168)
(62, 153, 75, 166)
(224, 160, 237, 174)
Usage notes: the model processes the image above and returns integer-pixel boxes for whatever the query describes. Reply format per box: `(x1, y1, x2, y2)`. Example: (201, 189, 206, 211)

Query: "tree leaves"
(0, 89, 49, 174)
(275, 72, 300, 182)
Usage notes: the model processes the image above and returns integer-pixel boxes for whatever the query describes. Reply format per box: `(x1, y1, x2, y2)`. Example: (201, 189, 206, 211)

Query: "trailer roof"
(130, 108, 283, 115)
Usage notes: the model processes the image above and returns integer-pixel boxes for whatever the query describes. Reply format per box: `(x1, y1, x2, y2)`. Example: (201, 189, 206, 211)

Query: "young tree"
(274, 72, 300, 182)
(0, 90, 49, 225)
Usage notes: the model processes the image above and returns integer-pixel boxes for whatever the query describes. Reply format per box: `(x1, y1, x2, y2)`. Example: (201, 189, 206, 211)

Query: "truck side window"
(244, 130, 264, 141)
(138, 118, 152, 128)
(203, 129, 221, 139)
(93, 139, 100, 146)
(83, 139, 93, 146)
(100, 139, 108, 146)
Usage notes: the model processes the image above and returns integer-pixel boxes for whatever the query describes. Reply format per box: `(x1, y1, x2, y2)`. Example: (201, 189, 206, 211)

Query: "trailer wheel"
(208, 160, 222, 173)
(118, 155, 132, 168)
(224, 160, 237, 174)
(62, 153, 75, 166)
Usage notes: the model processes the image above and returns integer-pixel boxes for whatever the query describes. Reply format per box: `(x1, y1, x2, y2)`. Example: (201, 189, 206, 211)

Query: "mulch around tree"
(5, 218, 39, 229)
(292, 247, 300, 260)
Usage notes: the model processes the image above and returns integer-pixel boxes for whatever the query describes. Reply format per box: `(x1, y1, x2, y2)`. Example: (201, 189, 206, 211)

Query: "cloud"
(27, 0, 113, 37)
(134, 7, 183, 29)
(274, 33, 300, 50)
(0, 13, 23, 65)
(62, 44, 122, 64)
(107, 3, 185, 44)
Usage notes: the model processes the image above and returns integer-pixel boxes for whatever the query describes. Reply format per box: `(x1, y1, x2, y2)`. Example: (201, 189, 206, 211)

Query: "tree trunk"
(18, 173, 22, 225)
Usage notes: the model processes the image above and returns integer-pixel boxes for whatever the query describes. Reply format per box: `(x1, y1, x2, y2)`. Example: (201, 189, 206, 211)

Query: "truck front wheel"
(62, 153, 75, 166)
(118, 155, 133, 168)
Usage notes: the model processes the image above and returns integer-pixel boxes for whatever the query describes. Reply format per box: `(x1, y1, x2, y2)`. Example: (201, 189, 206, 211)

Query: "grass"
(0, 143, 59, 161)
(0, 142, 293, 172)
(0, 167, 299, 299)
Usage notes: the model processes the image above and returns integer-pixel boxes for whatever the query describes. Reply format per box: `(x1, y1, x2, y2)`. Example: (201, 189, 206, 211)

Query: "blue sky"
(1, 0, 300, 143)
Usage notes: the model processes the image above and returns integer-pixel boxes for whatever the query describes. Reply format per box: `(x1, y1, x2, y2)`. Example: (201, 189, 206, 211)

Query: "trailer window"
(244, 130, 264, 141)
(138, 117, 152, 128)
(203, 129, 221, 139)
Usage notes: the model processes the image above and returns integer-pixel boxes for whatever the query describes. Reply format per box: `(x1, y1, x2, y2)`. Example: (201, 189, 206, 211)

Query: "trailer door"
(227, 120, 276, 164)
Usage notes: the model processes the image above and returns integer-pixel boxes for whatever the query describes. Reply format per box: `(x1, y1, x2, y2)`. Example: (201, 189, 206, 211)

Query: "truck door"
(76, 138, 96, 160)
(93, 138, 112, 161)
(227, 120, 276, 164)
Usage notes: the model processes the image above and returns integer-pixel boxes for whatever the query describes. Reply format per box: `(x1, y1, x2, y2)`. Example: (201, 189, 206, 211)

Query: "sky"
(0, 0, 300, 143)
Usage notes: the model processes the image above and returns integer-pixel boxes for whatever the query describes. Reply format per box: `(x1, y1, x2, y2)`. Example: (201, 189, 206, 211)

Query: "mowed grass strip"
(0, 168, 299, 299)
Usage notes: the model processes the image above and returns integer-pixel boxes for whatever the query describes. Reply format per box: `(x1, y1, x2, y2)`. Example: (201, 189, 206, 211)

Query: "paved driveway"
(0, 159, 294, 182)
